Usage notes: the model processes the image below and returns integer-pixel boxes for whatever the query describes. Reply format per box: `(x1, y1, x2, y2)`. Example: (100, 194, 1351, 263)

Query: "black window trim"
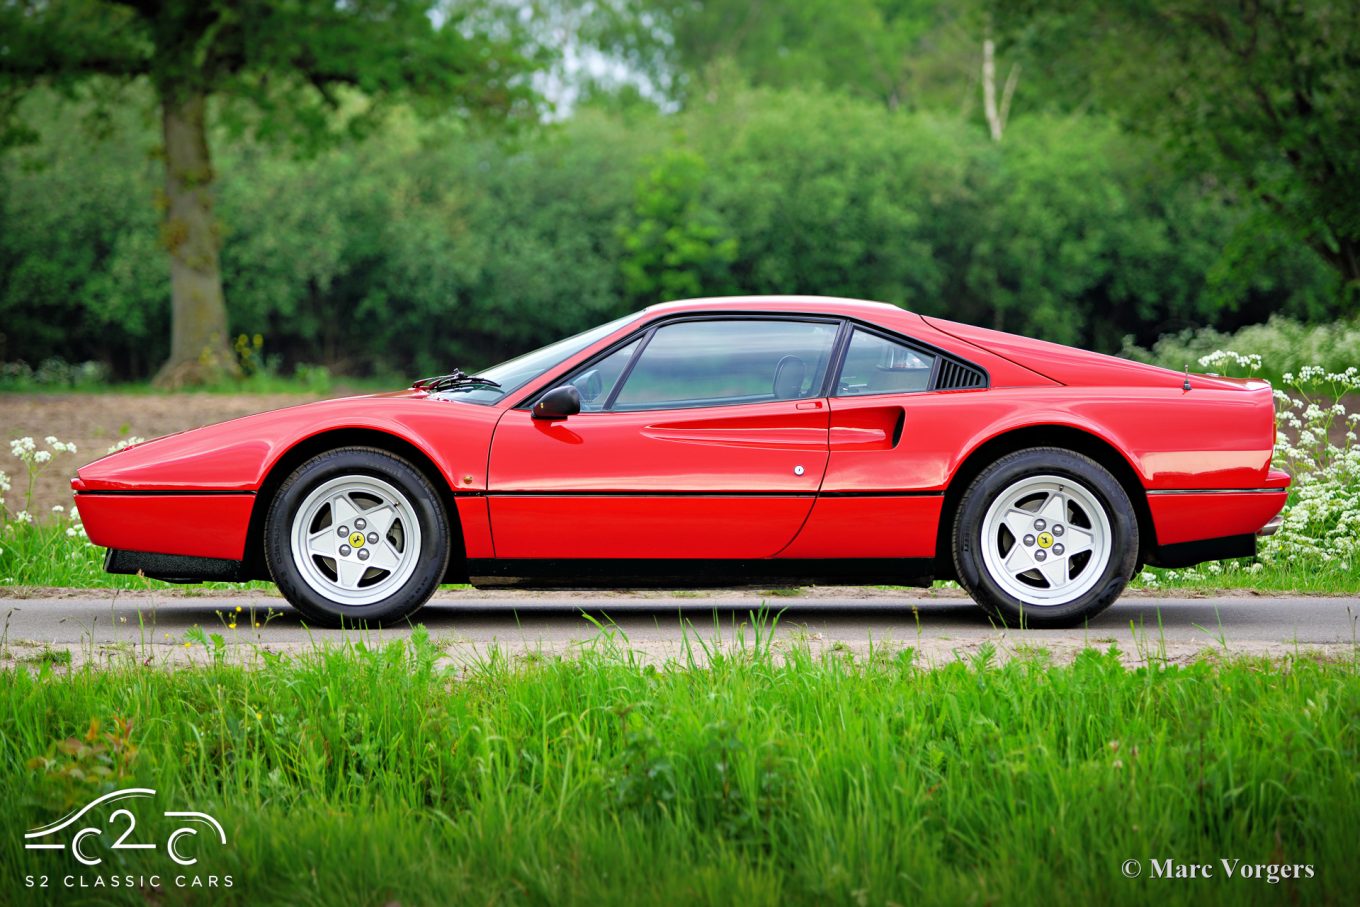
(514, 310, 988, 412)
(833, 320, 990, 398)
(515, 312, 845, 412)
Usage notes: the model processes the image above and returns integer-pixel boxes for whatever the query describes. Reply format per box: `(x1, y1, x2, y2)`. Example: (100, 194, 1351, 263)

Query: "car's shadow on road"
(94, 596, 1273, 636)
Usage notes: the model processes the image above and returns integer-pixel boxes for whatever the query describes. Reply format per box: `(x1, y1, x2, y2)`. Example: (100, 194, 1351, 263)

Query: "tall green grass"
(1, 630, 1357, 905)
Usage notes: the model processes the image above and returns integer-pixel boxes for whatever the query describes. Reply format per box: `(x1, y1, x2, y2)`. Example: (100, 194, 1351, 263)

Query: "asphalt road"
(1, 590, 1356, 667)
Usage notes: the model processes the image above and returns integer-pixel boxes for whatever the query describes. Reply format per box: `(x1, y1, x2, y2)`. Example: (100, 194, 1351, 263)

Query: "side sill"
(466, 558, 935, 590)
(1145, 534, 1256, 569)
(104, 549, 245, 584)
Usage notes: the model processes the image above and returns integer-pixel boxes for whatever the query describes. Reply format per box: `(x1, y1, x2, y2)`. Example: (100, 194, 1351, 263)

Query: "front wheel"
(951, 447, 1138, 628)
(264, 447, 451, 626)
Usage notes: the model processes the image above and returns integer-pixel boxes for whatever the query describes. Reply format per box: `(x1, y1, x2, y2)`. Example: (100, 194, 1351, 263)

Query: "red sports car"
(73, 296, 1288, 627)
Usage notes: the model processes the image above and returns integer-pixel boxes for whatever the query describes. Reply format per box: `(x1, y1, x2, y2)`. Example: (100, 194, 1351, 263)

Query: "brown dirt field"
(1, 393, 326, 517)
(3, 389, 1355, 521)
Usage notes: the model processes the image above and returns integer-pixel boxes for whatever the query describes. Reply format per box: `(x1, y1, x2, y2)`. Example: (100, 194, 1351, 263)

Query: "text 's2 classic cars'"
(73, 297, 1288, 627)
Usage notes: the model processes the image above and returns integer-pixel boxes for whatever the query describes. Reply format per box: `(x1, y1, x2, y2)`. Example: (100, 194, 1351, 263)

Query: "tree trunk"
(153, 93, 239, 388)
(982, 29, 1019, 143)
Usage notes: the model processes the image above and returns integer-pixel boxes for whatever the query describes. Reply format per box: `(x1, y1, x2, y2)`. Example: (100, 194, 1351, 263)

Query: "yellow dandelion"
(235, 606, 242, 613)
(255, 711, 262, 720)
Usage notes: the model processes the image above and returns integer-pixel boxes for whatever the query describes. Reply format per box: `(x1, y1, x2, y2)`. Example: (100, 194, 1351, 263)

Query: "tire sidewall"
(953, 448, 1138, 627)
(265, 448, 450, 626)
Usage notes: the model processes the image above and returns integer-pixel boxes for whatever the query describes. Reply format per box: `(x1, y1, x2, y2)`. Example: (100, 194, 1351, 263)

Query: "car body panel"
(73, 296, 1290, 583)
(486, 400, 830, 558)
(74, 395, 501, 494)
(776, 496, 943, 559)
(1147, 490, 1291, 547)
(78, 493, 254, 560)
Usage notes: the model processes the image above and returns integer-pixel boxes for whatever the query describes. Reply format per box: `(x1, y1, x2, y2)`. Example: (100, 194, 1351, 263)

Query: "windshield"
(430, 312, 642, 405)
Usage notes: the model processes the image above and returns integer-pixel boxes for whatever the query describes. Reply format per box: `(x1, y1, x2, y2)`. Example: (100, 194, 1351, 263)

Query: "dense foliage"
(0, 87, 1342, 380)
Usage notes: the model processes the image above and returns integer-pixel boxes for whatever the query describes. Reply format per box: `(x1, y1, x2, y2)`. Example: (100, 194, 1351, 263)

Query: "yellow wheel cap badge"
(1037, 532, 1054, 549)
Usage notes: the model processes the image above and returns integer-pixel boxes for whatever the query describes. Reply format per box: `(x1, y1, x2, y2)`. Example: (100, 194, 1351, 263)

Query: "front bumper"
(76, 491, 255, 561)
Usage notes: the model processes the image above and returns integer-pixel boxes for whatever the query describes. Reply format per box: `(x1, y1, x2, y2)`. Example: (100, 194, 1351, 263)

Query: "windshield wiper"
(412, 369, 502, 393)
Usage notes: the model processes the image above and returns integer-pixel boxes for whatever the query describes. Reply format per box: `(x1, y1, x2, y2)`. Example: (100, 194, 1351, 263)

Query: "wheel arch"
(242, 428, 468, 583)
(933, 424, 1153, 579)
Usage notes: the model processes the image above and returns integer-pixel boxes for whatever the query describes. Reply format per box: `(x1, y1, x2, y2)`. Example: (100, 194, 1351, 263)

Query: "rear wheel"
(951, 447, 1138, 628)
(264, 447, 450, 626)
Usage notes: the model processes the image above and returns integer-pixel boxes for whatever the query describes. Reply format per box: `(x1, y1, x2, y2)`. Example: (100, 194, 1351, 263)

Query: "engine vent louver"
(935, 359, 987, 391)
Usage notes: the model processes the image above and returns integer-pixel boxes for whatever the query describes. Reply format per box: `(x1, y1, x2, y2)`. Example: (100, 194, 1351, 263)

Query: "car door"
(486, 317, 840, 559)
(779, 326, 960, 560)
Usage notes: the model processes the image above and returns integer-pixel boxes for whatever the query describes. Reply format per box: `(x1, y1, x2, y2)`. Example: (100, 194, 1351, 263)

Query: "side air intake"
(934, 359, 987, 390)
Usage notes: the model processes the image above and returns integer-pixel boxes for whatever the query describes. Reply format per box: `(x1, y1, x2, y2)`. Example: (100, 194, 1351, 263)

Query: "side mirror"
(533, 385, 581, 421)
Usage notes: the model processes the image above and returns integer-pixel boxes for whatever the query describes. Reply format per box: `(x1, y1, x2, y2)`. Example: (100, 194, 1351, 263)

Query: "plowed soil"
(1, 393, 327, 517)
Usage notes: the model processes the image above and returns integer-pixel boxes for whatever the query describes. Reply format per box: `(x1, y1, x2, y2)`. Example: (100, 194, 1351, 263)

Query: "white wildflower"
(106, 437, 145, 454)
(15, 510, 32, 524)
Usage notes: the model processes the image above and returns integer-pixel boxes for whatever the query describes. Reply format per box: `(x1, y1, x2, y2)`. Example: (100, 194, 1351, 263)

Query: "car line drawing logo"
(25, 788, 227, 866)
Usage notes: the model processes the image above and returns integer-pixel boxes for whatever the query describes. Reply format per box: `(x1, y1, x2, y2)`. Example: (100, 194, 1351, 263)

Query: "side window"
(835, 329, 935, 396)
(611, 319, 839, 411)
(562, 340, 640, 412)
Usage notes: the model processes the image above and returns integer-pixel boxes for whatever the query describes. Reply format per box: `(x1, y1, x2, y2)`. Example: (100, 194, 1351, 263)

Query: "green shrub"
(1, 87, 1343, 381)
(1123, 317, 1360, 386)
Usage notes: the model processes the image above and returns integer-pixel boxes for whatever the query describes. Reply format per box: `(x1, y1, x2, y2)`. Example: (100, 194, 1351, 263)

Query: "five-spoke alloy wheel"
(265, 447, 450, 626)
(952, 447, 1138, 627)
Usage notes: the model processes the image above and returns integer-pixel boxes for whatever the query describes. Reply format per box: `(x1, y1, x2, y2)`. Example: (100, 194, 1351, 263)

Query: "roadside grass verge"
(1, 630, 1357, 906)
(1132, 561, 1360, 595)
(4, 523, 1359, 596)
(0, 521, 273, 592)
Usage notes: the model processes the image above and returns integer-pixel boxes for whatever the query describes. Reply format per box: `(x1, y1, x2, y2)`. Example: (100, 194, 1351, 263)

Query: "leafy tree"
(1006, 0, 1360, 297)
(0, 0, 538, 385)
(619, 148, 738, 302)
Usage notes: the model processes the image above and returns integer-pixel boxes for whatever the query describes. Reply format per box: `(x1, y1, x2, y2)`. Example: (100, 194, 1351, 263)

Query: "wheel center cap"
(349, 531, 366, 548)
(1036, 531, 1054, 549)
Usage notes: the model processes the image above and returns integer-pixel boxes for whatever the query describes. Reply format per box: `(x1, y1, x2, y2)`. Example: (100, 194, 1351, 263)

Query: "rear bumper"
(76, 491, 254, 560)
(1147, 489, 1288, 547)
(1257, 512, 1284, 537)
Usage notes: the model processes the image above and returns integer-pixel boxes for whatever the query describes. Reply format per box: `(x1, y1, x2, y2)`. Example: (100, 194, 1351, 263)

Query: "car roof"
(643, 295, 911, 320)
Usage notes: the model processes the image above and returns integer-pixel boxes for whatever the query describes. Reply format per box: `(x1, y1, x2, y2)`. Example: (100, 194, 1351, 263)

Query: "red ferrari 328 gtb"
(73, 297, 1288, 627)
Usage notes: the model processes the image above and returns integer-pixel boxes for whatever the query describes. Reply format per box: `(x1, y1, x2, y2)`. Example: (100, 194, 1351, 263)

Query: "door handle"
(795, 401, 823, 410)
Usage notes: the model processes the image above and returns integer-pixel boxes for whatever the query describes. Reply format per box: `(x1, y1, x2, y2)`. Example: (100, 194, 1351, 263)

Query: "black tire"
(264, 447, 451, 627)
(951, 447, 1138, 628)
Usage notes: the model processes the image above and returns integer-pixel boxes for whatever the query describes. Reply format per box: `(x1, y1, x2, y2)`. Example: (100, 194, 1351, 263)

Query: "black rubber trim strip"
(478, 490, 944, 498)
(1146, 488, 1286, 496)
(76, 489, 256, 497)
(483, 491, 816, 498)
(466, 557, 936, 589)
(105, 549, 244, 583)
(818, 490, 944, 498)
